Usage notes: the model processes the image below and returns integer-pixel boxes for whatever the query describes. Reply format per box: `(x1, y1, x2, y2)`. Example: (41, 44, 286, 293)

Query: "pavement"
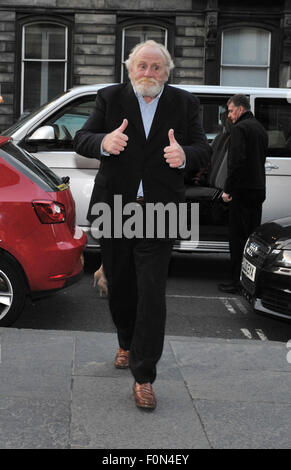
(0, 327, 291, 451)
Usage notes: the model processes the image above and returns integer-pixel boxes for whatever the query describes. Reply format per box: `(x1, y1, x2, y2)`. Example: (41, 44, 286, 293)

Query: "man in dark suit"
(218, 94, 268, 294)
(74, 40, 211, 410)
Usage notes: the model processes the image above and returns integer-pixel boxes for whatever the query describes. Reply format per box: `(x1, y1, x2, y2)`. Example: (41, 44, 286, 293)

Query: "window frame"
(220, 27, 271, 87)
(21, 21, 68, 115)
(15, 15, 73, 120)
(115, 16, 175, 83)
(120, 24, 168, 82)
(205, 19, 280, 87)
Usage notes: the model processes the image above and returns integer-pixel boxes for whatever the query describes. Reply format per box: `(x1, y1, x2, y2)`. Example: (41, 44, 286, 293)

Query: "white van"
(3, 84, 291, 252)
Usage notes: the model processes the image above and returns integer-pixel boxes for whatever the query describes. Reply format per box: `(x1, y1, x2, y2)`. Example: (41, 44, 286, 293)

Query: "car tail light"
(0, 136, 12, 146)
(32, 200, 66, 224)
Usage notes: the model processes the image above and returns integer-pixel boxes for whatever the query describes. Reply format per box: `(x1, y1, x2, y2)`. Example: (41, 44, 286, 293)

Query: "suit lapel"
(120, 83, 146, 141)
(147, 85, 175, 142)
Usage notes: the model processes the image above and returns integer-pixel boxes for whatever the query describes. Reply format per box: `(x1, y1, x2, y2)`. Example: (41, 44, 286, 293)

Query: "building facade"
(0, 0, 291, 131)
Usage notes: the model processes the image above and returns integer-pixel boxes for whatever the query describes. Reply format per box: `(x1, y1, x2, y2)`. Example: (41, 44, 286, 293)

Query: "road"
(14, 251, 291, 344)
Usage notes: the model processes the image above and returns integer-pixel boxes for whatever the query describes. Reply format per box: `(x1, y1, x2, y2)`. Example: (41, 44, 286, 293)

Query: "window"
(199, 96, 232, 141)
(21, 23, 68, 114)
(221, 28, 271, 87)
(121, 25, 167, 82)
(255, 98, 291, 156)
(45, 96, 96, 141)
(24, 95, 96, 151)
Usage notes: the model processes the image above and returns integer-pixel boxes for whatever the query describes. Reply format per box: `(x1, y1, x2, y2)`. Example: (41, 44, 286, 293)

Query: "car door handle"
(265, 162, 279, 171)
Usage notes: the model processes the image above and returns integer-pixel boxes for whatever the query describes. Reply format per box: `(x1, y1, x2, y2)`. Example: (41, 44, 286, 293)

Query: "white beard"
(133, 79, 163, 98)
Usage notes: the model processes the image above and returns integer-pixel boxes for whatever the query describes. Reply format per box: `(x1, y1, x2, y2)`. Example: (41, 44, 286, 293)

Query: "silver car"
(3, 83, 291, 252)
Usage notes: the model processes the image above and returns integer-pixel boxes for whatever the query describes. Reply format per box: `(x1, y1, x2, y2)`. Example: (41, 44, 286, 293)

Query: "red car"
(0, 136, 87, 326)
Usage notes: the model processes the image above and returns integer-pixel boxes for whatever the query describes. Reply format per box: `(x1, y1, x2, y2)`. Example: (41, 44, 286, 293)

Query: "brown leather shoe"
(114, 348, 129, 369)
(133, 382, 156, 410)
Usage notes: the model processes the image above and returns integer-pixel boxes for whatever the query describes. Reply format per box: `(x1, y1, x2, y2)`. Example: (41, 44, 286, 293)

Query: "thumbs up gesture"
(102, 119, 129, 155)
(163, 129, 186, 168)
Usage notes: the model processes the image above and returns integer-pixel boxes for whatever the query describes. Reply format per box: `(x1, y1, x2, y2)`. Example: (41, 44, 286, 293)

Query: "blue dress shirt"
(135, 88, 163, 197)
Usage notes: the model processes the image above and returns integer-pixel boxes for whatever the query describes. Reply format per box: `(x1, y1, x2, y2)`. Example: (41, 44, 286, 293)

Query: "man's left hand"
(163, 129, 186, 168)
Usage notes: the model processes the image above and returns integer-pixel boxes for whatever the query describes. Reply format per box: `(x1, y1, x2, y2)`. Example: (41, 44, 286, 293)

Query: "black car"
(241, 217, 291, 321)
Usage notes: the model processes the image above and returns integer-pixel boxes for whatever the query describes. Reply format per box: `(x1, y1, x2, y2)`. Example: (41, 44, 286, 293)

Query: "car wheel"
(0, 256, 27, 326)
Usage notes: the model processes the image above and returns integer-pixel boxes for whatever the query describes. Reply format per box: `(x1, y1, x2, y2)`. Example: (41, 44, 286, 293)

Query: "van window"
(23, 95, 97, 152)
(44, 95, 96, 141)
(198, 95, 232, 141)
(255, 98, 291, 156)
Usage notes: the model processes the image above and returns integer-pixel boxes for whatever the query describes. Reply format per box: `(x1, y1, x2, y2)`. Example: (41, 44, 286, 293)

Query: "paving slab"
(0, 331, 74, 400)
(194, 399, 291, 449)
(169, 338, 290, 371)
(0, 396, 70, 449)
(74, 333, 182, 381)
(70, 376, 210, 449)
(0, 333, 74, 376)
(184, 368, 291, 404)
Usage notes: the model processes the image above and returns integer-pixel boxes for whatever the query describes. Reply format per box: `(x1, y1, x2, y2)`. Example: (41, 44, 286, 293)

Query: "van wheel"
(0, 256, 27, 326)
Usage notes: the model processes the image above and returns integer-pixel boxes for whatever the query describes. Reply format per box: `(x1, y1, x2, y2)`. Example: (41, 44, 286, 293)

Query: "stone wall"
(0, 11, 15, 129)
(73, 12, 206, 87)
(174, 15, 205, 84)
(74, 13, 116, 86)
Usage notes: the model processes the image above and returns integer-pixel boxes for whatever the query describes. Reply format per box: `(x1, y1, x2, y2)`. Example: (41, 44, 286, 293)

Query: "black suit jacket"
(224, 111, 268, 202)
(74, 82, 211, 222)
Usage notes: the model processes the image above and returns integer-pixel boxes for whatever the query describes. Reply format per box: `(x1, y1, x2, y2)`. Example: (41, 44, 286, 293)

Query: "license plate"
(241, 257, 256, 282)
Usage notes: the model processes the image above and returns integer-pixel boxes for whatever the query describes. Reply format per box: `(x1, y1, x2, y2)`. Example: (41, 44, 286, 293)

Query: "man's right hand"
(102, 119, 128, 155)
(222, 192, 232, 202)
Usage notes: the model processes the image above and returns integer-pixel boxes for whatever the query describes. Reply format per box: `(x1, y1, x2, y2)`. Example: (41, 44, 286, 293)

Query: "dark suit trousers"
(100, 237, 173, 384)
(229, 197, 262, 283)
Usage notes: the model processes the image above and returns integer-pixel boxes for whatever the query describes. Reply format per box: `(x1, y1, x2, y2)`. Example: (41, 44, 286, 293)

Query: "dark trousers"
(100, 237, 173, 384)
(229, 197, 262, 283)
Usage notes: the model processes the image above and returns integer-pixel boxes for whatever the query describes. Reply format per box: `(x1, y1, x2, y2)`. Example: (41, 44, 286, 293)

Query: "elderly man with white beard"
(74, 40, 211, 410)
